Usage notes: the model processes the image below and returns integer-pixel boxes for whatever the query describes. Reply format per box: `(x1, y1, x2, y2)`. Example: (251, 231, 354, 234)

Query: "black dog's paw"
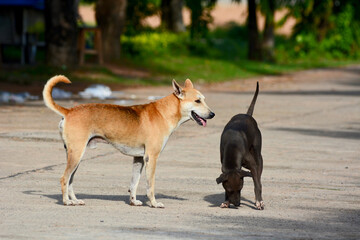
(220, 202, 230, 208)
(255, 200, 265, 210)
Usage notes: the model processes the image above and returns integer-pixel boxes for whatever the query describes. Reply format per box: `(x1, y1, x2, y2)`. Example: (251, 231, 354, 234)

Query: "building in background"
(0, 0, 45, 64)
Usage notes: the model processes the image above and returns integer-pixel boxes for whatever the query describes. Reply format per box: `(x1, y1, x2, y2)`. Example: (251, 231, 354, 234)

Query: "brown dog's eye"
(195, 99, 201, 103)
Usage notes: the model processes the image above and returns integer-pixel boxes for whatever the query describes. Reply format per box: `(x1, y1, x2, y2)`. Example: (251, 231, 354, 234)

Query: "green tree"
(161, 0, 185, 32)
(185, 0, 217, 39)
(45, 0, 78, 66)
(290, 0, 334, 41)
(260, 0, 275, 62)
(247, 0, 261, 60)
(283, 0, 360, 58)
(125, 0, 159, 35)
(95, 0, 127, 61)
(232, 0, 263, 60)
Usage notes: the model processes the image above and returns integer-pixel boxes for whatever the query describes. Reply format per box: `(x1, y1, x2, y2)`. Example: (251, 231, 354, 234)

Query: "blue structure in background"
(0, 0, 45, 64)
(0, 0, 44, 10)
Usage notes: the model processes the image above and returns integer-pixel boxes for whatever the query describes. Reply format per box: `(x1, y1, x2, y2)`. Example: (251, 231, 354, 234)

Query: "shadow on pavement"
(199, 208, 359, 239)
(218, 90, 360, 97)
(342, 81, 360, 87)
(23, 190, 187, 206)
(328, 66, 360, 78)
(203, 193, 256, 209)
(262, 90, 360, 96)
(274, 127, 360, 140)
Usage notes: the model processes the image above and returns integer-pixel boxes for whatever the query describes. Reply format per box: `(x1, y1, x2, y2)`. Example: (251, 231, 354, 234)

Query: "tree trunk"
(161, 0, 171, 30)
(161, 0, 185, 32)
(171, 0, 185, 32)
(247, 0, 261, 60)
(187, 0, 202, 39)
(315, 0, 333, 42)
(45, 0, 78, 66)
(262, 0, 275, 62)
(95, 0, 127, 62)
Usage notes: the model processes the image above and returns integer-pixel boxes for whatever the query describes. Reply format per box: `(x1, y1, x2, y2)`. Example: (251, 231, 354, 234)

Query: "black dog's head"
(216, 170, 252, 207)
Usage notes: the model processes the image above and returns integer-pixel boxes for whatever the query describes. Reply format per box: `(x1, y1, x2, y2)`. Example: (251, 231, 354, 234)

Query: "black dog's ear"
(238, 169, 252, 178)
(216, 173, 228, 184)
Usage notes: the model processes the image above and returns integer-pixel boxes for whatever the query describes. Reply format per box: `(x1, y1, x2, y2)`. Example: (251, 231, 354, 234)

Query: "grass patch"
(125, 53, 358, 84)
(120, 29, 359, 84)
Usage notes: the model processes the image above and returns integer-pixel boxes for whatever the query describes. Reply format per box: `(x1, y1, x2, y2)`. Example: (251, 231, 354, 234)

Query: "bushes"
(121, 31, 226, 58)
(121, 24, 248, 59)
(324, 4, 360, 58)
(288, 3, 360, 60)
(120, 17, 359, 72)
(121, 32, 187, 57)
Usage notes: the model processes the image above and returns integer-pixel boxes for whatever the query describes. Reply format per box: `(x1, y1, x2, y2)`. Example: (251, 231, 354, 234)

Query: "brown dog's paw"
(130, 200, 143, 206)
(63, 200, 74, 206)
(220, 202, 230, 208)
(255, 201, 264, 210)
(63, 199, 85, 206)
(151, 202, 164, 208)
(73, 199, 85, 205)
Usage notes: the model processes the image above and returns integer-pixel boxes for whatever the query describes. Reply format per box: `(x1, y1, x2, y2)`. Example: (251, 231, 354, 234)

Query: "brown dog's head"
(216, 170, 252, 207)
(172, 79, 215, 127)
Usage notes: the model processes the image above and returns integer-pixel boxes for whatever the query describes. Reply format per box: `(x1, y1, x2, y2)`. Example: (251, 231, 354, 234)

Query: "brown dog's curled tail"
(246, 81, 259, 116)
(43, 75, 71, 116)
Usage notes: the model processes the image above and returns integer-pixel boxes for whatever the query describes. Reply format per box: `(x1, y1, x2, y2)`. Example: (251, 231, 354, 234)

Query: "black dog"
(216, 82, 264, 210)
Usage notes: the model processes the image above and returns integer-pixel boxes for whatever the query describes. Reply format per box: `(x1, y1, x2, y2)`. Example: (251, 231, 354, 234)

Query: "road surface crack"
(0, 151, 118, 181)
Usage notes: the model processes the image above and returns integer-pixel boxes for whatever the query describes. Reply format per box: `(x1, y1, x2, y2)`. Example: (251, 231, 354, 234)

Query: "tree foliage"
(44, 0, 360, 68)
(125, 0, 160, 35)
(287, 0, 360, 58)
(185, 0, 217, 39)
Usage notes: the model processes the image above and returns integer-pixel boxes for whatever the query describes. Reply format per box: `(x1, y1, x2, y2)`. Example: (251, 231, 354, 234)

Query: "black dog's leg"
(250, 167, 263, 210)
(247, 154, 264, 210)
(258, 154, 263, 178)
(255, 152, 264, 208)
(220, 192, 230, 208)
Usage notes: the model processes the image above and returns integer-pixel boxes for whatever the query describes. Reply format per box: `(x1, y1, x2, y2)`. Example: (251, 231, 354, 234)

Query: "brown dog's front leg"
(145, 152, 164, 208)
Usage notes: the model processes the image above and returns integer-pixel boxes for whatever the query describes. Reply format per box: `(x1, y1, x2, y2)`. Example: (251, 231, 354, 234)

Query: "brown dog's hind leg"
(68, 166, 85, 205)
(60, 140, 87, 206)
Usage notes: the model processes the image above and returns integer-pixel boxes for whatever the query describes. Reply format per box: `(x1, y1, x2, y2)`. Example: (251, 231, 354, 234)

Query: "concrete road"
(0, 66, 359, 239)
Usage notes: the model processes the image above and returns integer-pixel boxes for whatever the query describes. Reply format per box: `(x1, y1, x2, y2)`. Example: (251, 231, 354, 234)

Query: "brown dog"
(43, 75, 215, 207)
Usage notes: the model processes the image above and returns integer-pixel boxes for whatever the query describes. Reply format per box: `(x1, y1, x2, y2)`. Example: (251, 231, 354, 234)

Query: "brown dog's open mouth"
(191, 111, 207, 127)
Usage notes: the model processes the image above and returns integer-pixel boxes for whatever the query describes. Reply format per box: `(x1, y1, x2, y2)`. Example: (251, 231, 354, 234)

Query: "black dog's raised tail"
(246, 81, 259, 116)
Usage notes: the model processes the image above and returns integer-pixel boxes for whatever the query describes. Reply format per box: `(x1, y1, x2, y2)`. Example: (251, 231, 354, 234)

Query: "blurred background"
(0, 0, 359, 95)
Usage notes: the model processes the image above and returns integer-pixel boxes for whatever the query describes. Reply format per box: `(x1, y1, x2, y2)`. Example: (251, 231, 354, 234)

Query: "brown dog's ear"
(216, 173, 228, 184)
(172, 79, 184, 99)
(184, 79, 194, 89)
(238, 169, 252, 178)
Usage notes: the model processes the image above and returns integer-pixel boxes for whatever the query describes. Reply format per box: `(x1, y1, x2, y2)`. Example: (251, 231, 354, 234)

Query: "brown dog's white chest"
(111, 142, 145, 157)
